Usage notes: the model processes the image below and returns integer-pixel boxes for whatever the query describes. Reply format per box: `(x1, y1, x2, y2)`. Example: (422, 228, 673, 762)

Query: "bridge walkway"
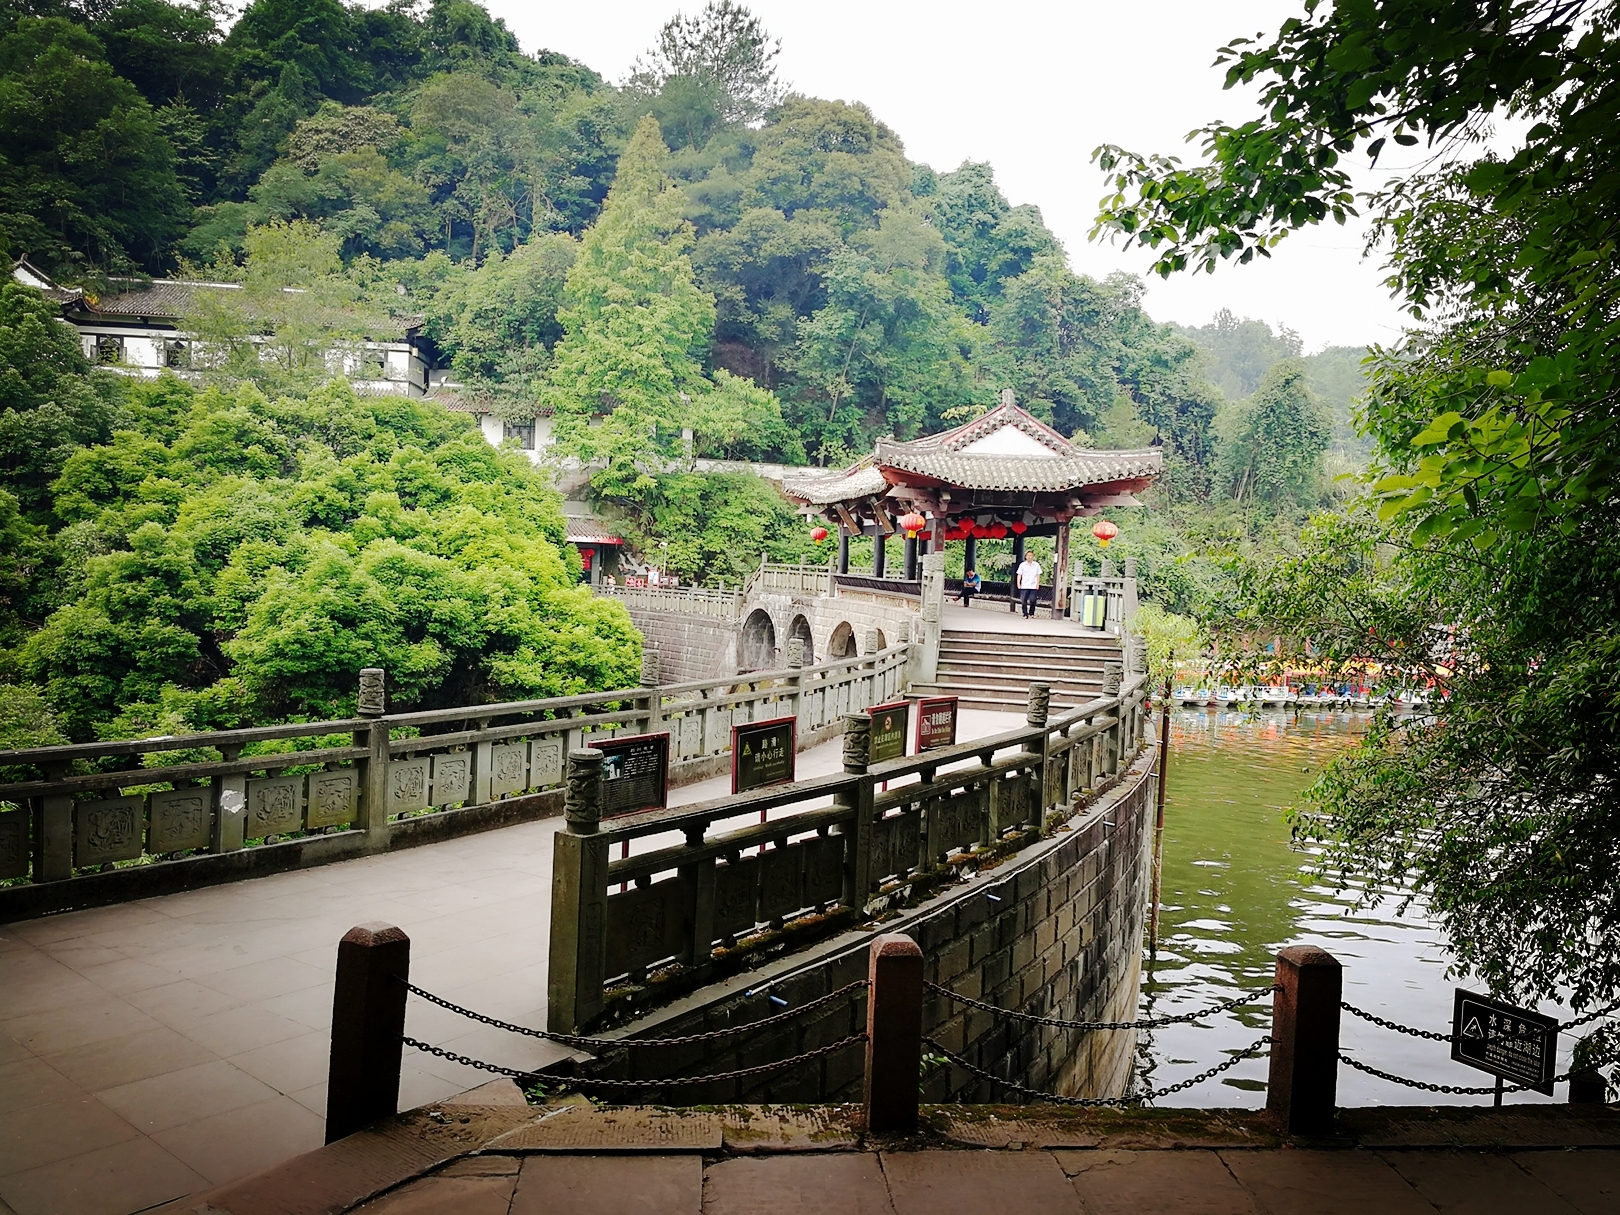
(0, 711, 1022, 1215)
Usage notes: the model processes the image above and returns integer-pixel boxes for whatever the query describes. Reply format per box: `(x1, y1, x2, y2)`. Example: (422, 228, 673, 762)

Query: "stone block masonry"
(621, 606, 740, 684)
(580, 747, 1157, 1104)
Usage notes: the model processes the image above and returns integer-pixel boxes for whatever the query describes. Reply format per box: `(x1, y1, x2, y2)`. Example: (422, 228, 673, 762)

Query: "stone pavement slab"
(878, 1150, 1082, 1215)
(1380, 1149, 1582, 1215)
(1507, 1150, 1620, 1215)
(1217, 1149, 1439, 1215)
(505, 1155, 703, 1215)
(1055, 1148, 1260, 1215)
(704, 1154, 895, 1215)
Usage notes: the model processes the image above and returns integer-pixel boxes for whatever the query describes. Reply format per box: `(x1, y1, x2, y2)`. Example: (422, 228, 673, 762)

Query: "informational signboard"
(732, 716, 797, 794)
(597, 732, 670, 818)
(1450, 989, 1558, 1094)
(916, 695, 959, 753)
(869, 700, 911, 764)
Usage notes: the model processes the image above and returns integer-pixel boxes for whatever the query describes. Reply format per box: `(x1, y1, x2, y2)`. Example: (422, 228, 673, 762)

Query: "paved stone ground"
(155, 1100, 1620, 1215)
(0, 711, 1023, 1215)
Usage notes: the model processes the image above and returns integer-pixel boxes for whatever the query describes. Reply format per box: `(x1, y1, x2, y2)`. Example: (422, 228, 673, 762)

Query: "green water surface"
(1133, 708, 1577, 1107)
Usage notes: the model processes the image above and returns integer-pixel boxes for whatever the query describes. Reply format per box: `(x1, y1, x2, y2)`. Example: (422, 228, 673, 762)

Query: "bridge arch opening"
(828, 621, 856, 659)
(788, 614, 814, 664)
(741, 609, 777, 671)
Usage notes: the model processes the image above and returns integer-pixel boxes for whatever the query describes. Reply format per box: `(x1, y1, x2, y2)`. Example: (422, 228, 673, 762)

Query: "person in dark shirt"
(959, 568, 981, 606)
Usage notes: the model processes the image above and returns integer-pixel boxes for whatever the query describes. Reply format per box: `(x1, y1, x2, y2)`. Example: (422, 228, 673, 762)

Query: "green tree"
(1216, 360, 1328, 507)
(545, 115, 717, 493)
(0, 17, 188, 273)
(0, 281, 117, 516)
(628, 1, 783, 127)
(1092, 0, 1620, 1029)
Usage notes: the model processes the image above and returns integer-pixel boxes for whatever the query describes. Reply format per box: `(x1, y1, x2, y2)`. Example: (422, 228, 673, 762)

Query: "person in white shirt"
(1015, 555, 1042, 618)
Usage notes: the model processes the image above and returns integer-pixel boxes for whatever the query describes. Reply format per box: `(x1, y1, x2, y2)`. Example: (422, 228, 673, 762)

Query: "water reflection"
(1133, 708, 1578, 1107)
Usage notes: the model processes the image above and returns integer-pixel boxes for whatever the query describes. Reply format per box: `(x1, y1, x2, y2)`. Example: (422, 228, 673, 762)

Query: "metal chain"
(1340, 1001, 1455, 1042)
(924, 1035, 1272, 1106)
(925, 981, 1279, 1031)
(1561, 1000, 1620, 1032)
(400, 977, 868, 1051)
(569, 1034, 868, 1090)
(401, 1031, 868, 1089)
(1343, 997, 1620, 1042)
(1337, 1053, 1593, 1096)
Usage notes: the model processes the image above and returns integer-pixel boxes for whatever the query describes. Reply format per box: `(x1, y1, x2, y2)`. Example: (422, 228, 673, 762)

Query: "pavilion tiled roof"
(565, 516, 623, 545)
(781, 400, 1161, 504)
(779, 463, 888, 505)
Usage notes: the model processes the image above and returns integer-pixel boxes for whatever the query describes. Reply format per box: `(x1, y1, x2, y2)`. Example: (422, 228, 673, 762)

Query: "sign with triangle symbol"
(1462, 1016, 1484, 1040)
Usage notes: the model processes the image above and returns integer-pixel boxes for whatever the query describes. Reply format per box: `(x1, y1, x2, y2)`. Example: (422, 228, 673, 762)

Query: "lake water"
(1131, 707, 1581, 1107)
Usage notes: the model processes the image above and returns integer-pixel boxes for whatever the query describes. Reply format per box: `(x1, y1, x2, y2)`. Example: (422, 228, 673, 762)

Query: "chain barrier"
(924, 1035, 1272, 1106)
(1340, 1001, 1455, 1042)
(1338, 1053, 1595, 1096)
(399, 977, 868, 1051)
(925, 981, 1279, 1031)
(401, 1032, 867, 1089)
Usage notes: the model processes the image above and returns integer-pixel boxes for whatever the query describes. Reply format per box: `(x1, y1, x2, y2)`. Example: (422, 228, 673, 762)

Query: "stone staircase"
(913, 625, 1126, 712)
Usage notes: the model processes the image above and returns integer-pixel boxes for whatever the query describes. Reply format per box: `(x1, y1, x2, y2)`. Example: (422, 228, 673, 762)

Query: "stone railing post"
(355, 668, 391, 851)
(786, 637, 806, 727)
(864, 933, 924, 1134)
(1103, 661, 1124, 776)
(35, 762, 73, 881)
(840, 713, 874, 909)
(326, 922, 410, 1143)
(547, 749, 608, 1033)
(1267, 945, 1342, 1134)
(211, 744, 246, 853)
(640, 648, 662, 735)
(1027, 682, 1052, 815)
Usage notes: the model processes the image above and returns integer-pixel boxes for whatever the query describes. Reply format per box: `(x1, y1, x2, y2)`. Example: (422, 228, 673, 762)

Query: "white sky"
(482, 0, 1416, 353)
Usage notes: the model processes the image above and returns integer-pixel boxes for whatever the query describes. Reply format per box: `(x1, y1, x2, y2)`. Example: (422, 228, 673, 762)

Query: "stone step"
(937, 658, 1111, 679)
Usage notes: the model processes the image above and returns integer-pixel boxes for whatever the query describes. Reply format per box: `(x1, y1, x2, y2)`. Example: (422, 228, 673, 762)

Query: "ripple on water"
(1132, 708, 1600, 1108)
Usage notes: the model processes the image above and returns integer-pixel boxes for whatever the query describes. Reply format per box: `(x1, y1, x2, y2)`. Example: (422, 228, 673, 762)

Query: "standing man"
(1015, 552, 1042, 619)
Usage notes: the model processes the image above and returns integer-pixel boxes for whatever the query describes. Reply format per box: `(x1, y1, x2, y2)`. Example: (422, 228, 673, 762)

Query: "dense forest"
(0, 0, 1357, 743)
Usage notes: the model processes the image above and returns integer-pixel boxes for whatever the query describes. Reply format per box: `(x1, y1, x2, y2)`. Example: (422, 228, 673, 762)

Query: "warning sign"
(731, 716, 797, 793)
(1450, 989, 1558, 1094)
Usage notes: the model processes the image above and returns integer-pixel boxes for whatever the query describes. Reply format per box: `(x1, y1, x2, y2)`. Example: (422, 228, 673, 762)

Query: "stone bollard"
(864, 933, 924, 1134)
(357, 667, 386, 716)
(547, 749, 608, 1033)
(1026, 682, 1051, 728)
(326, 922, 410, 1143)
(1266, 945, 1342, 1134)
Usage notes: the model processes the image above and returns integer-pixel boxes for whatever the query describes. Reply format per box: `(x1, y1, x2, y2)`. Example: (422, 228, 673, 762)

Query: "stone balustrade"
(547, 672, 1150, 1032)
(0, 645, 912, 917)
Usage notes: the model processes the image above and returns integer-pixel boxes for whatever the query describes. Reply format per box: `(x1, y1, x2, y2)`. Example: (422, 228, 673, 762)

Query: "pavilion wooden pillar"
(837, 527, 850, 574)
(903, 535, 918, 580)
(1051, 519, 1071, 619)
(1009, 534, 1025, 613)
(964, 535, 978, 575)
(873, 531, 887, 578)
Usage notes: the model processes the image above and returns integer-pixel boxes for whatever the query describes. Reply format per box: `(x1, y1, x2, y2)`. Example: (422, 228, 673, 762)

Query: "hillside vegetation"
(0, 0, 1360, 742)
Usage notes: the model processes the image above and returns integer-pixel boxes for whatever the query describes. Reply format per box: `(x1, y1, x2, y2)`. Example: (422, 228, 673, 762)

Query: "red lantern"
(1092, 519, 1119, 547)
(899, 511, 926, 538)
(810, 526, 829, 543)
(1009, 520, 1028, 535)
(989, 523, 1008, 539)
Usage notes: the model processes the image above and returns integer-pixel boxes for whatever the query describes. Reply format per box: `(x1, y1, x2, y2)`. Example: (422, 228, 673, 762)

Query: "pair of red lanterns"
(812, 517, 1120, 546)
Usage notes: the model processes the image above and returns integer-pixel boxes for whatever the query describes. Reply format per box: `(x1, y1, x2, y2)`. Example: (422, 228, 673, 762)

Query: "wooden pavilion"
(781, 391, 1161, 616)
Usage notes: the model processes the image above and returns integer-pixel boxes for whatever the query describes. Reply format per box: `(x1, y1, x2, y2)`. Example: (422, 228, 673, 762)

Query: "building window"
(164, 340, 189, 369)
(360, 351, 386, 379)
(95, 336, 123, 365)
(503, 420, 536, 450)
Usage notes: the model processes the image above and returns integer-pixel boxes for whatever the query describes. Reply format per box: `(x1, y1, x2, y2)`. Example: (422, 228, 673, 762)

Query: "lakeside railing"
(0, 644, 911, 899)
(548, 663, 1147, 1032)
(1069, 558, 1138, 635)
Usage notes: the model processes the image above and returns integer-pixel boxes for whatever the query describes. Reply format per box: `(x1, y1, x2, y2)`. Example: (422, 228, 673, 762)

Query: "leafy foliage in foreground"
(1097, 1, 1620, 1023)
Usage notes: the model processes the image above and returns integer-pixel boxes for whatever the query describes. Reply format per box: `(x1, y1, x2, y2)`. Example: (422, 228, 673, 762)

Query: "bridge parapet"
(547, 671, 1151, 1033)
(0, 644, 911, 919)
